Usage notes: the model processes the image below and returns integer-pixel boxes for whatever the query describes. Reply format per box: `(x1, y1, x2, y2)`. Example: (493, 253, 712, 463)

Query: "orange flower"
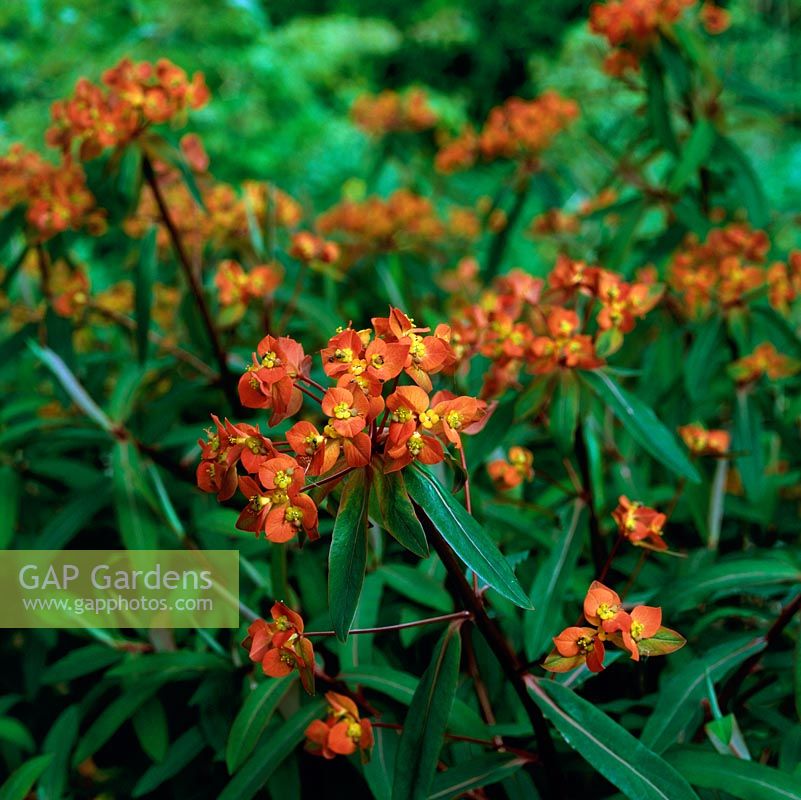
(351, 88, 438, 136)
(239, 335, 310, 424)
(614, 605, 662, 661)
(242, 602, 315, 694)
(679, 424, 730, 456)
(529, 307, 604, 373)
(583, 581, 628, 632)
(730, 343, 801, 383)
(612, 496, 668, 550)
(700, 2, 730, 34)
(305, 692, 374, 760)
(488, 446, 534, 490)
(550, 626, 607, 673)
(286, 420, 340, 476)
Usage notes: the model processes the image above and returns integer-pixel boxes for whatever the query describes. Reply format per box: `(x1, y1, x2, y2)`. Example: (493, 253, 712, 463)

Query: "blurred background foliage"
(3, 0, 797, 215)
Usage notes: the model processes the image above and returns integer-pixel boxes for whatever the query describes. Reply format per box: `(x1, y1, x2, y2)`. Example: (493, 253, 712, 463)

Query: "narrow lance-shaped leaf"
(581, 370, 701, 483)
(373, 468, 428, 557)
(0, 754, 54, 800)
(226, 675, 297, 773)
(329, 468, 370, 641)
(405, 466, 530, 608)
(39, 706, 80, 800)
(134, 226, 157, 363)
(427, 754, 526, 800)
(665, 746, 801, 800)
(133, 727, 206, 797)
(392, 623, 463, 800)
(527, 678, 700, 800)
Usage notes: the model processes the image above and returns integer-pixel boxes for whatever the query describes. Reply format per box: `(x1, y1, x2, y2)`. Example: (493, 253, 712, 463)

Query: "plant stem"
(415, 504, 563, 799)
(718, 590, 801, 710)
(141, 155, 239, 411)
(305, 610, 472, 637)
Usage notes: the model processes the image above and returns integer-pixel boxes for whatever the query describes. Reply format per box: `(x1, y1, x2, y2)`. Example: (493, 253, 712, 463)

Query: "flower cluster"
(351, 88, 438, 137)
(447, 259, 661, 399)
(198, 309, 487, 538)
(315, 190, 478, 266)
(487, 446, 534, 490)
(214, 260, 283, 323)
(46, 57, 209, 160)
(729, 343, 801, 384)
(305, 692, 374, 760)
(0, 145, 105, 241)
(289, 232, 341, 267)
(242, 602, 315, 694)
(544, 581, 685, 672)
(612, 495, 668, 550)
(435, 92, 578, 174)
(679, 424, 730, 456)
(666, 223, 801, 315)
(125, 142, 302, 261)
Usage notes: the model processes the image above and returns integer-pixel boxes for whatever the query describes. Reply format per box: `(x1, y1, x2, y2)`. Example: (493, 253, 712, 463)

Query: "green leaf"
(218, 701, 326, 800)
(524, 500, 587, 659)
(329, 468, 370, 641)
(73, 684, 160, 765)
(39, 706, 80, 800)
(404, 466, 530, 608)
(734, 388, 765, 503)
(527, 679, 699, 800)
(713, 134, 768, 227)
(669, 557, 801, 612)
(42, 645, 122, 685)
(665, 746, 801, 800)
(549, 371, 580, 452)
(641, 636, 766, 753)
(0, 755, 53, 800)
(668, 119, 716, 193)
(795, 635, 801, 724)
(643, 56, 678, 154)
(581, 370, 700, 483)
(379, 564, 452, 613)
(0, 465, 21, 548)
(112, 440, 160, 549)
(427, 754, 526, 799)
(133, 697, 169, 762)
(684, 317, 725, 402)
(226, 675, 297, 773)
(339, 666, 488, 738)
(363, 727, 399, 800)
(106, 651, 229, 683)
(373, 469, 429, 557)
(134, 226, 157, 363)
(0, 717, 35, 752)
(133, 727, 206, 797)
(28, 342, 115, 433)
(392, 623, 463, 800)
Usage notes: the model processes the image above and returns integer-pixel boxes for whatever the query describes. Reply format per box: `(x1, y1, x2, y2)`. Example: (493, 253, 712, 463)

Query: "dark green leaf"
(226, 675, 297, 773)
(218, 701, 326, 800)
(428, 754, 526, 799)
(528, 679, 699, 800)
(134, 227, 157, 363)
(0, 755, 53, 800)
(404, 466, 530, 608)
(133, 727, 206, 797)
(373, 469, 429, 557)
(665, 746, 801, 800)
(39, 706, 80, 800)
(329, 468, 370, 640)
(392, 624, 463, 800)
(668, 119, 716, 193)
(133, 697, 169, 762)
(581, 370, 700, 483)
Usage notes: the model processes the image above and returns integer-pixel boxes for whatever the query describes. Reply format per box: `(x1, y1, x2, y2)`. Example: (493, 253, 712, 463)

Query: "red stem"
(305, 610, 472, 637)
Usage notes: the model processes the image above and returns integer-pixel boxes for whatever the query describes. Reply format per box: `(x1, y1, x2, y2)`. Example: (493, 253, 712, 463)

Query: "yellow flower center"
(285, 506, 304, 526)
(304, 433, 323, 454)
(392, 407, 414, 423)
(446, 410, 463, 429)
(577, 634, 595, 653)
(270, 490, 289, 505)
(409, 334, 426, 362)
(407, 432, 424, 456)
(275, 614, 291, 631)
(324, 422, 340, 439)
(274, 470, 293, 489)
(262, 351, 280, 368)
(350, 359, 366, 376)
(597, 602, 617, 621)
(630, 620, 645, 641)
(419, 410, 439, 429)
(249, 495, 270, 511)
(333, 402, 353, 419)
(370, 353, 385, 368)
(347, 722, 362, 741)
(334, 347, 353, 363)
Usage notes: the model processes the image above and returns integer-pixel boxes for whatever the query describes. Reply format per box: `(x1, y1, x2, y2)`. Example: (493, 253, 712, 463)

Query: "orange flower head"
(612, 496, 668, 550)
(679, 424, 730, 456)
